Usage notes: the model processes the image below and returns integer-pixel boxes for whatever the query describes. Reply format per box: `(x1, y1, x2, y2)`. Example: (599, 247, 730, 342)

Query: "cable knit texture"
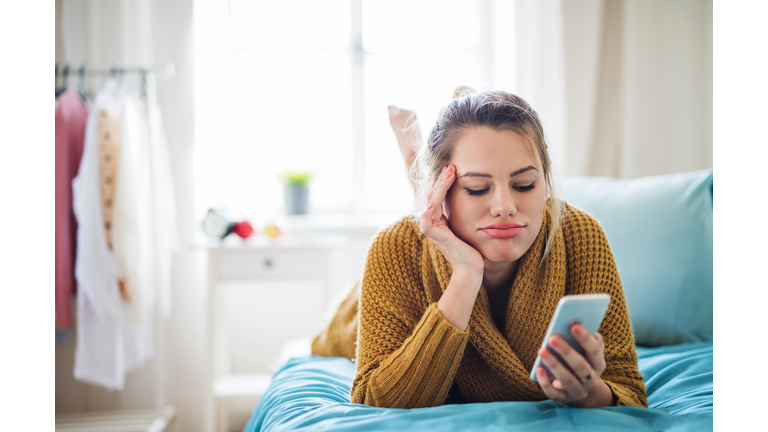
(315, 202, 647, 408)
(311, 280, 361, 360)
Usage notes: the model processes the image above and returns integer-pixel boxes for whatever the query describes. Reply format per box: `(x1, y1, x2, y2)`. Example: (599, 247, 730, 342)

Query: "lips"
(480, 223, 524, 239)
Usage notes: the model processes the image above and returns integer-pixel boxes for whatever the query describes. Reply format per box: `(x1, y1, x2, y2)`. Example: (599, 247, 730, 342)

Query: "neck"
(483, 259, 519, 294)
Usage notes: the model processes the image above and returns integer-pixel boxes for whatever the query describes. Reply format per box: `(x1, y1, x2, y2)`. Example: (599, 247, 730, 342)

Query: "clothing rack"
(55, 62, 175, 78)
(55, 62, 175, 99)
(55, 60, 177, 432)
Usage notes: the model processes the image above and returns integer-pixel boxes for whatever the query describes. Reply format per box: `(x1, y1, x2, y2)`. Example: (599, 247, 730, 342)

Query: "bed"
(244, 170, 714, 432)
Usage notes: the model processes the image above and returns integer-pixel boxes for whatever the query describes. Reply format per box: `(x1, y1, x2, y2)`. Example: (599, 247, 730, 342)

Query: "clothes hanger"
(55, 62, 60, 98)
(110, 63, 122, 96)
(77, 63, 93, 104)
(114, 63, 127, 95)
(56, 63, 69, 98)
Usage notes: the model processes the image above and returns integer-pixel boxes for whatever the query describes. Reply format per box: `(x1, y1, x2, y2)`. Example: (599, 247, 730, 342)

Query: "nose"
(490, 188, 516, 218)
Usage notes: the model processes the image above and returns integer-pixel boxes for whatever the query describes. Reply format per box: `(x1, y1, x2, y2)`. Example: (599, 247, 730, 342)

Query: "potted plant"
(280, 170, 313, 215)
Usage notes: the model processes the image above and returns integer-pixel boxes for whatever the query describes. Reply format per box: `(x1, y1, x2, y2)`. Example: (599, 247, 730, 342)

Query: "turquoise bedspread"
(244, 341, 712, 431)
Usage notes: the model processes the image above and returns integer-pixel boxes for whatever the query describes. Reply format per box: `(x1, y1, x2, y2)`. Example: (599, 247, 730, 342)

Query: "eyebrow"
(459, 166, 538, 179)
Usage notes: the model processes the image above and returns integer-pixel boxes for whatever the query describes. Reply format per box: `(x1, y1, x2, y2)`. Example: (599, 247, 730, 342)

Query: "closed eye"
(515, 183, 536, 192)
(465, 188, 489, 196)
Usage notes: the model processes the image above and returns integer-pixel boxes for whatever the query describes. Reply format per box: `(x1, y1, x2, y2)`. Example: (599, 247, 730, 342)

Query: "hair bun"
(452, 85, 476, 99)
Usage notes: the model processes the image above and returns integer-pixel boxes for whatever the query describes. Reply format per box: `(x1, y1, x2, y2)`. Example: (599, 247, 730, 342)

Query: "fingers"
(420, 165, 455, 230)
(537, 326, 609, 406)
(426, 165, 455, 209)
(419, 201, 444, 235)
(569, 324, 606, 375)
(547, 334, 598, 394)
(536, 366, 568, 402)
(538, 346, 589, 401)
(541, 324, 607, 400)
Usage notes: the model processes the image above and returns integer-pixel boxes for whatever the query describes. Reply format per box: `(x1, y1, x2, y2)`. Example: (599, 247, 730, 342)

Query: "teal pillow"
(559, 170, 713, 347)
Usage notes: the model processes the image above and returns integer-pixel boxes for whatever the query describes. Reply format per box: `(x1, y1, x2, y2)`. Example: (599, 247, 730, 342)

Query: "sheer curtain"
(510, 0, 713, 179)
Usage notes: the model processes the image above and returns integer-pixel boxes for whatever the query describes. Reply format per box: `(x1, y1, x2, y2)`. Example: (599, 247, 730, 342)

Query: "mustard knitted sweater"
(317, 203, 647, 408)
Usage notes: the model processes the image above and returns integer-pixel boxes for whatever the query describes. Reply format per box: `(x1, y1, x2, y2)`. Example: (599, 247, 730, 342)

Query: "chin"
(477, 242, 524, 264)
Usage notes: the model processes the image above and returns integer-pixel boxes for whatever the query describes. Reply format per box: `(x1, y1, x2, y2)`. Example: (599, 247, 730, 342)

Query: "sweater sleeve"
(310, 279, 360, 360)
(350, 221, 469, 408)
(563, 207, 648, 407)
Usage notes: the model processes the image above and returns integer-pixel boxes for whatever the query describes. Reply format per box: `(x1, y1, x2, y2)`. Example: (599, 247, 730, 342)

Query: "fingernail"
(549, 336, 559, 347)
(426, 203, 433, 210)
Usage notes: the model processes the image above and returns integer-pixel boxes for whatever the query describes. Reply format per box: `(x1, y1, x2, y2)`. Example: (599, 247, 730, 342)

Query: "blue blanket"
(245, 342, 712, 431)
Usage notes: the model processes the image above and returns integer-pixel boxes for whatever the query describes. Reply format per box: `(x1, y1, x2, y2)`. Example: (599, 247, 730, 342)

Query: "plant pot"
(284, 184, 309, 215)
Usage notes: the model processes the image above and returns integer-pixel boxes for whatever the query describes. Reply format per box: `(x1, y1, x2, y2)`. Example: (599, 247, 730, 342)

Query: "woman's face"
(444, 127, 547, 265)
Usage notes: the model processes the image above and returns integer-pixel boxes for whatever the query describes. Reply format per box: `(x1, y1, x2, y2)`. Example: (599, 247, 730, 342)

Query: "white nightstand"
(205, 234, 351, 432)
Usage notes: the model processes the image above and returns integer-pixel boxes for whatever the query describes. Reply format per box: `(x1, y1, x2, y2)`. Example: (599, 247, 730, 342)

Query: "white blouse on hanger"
(72, 77, 178, 391)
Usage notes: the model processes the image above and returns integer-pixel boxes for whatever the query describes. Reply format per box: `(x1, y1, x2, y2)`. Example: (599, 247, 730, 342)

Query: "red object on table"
(234, 221, 255, 239)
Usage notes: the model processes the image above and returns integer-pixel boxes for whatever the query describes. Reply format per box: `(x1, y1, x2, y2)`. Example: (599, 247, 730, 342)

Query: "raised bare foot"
(388, 105, 421, 173)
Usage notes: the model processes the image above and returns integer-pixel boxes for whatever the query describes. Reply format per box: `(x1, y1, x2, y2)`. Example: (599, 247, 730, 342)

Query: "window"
(195, 0, 497, 221)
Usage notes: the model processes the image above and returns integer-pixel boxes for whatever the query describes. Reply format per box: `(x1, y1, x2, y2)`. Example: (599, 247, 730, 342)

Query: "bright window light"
(226, 52, 354, 216)
(364, 53, 484, 211)
(230, 0, 350, 51)
(196, 0, 490, 221)
(362, 0, 480, 53)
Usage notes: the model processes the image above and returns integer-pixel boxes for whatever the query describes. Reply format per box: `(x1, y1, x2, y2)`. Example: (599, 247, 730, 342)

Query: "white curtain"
(57, 1, 207, 431)
(510, 0, 713, 179)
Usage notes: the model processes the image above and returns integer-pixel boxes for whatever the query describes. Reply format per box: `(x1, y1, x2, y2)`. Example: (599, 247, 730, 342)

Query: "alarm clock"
(202, 208, 235, 239)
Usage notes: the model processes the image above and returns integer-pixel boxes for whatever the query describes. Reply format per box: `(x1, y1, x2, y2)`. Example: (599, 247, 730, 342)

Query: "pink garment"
(56, 90, 88, 329)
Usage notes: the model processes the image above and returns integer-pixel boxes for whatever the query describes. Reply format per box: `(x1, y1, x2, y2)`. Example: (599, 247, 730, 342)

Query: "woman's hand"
(423, 165, 485, 331)
(535, 324, 616, 408)
(419, 165, 484, 275)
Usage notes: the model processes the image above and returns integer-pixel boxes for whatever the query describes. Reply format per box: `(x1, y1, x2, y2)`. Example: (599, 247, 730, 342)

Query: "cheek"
(530, 191, 547, 211)
(444, 192, 477, 233)
(524, 191, 548, 228)
(522, 183, 547, 209)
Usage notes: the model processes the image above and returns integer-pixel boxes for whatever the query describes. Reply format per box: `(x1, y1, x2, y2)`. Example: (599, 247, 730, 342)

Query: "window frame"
(224, 0, 498, 214)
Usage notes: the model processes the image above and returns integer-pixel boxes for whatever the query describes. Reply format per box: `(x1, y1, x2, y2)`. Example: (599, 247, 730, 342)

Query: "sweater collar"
(423, 205, 567, 381)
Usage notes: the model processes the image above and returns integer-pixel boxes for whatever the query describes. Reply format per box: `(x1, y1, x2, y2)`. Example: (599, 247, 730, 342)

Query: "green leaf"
(279, 170, 314, 186)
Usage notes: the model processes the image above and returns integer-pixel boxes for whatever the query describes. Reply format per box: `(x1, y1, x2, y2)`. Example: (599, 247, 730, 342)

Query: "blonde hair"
(412, 87, 564, 266)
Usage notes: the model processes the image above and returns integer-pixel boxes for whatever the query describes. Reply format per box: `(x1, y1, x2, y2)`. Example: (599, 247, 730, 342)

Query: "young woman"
(313, 87, 647, 409)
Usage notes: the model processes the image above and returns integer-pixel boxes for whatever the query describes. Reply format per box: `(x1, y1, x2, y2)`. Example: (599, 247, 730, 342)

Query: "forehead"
(450, 127, 539, 173)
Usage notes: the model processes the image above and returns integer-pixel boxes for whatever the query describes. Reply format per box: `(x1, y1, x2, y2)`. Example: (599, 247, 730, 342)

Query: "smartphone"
(529, 294, 611, 383)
